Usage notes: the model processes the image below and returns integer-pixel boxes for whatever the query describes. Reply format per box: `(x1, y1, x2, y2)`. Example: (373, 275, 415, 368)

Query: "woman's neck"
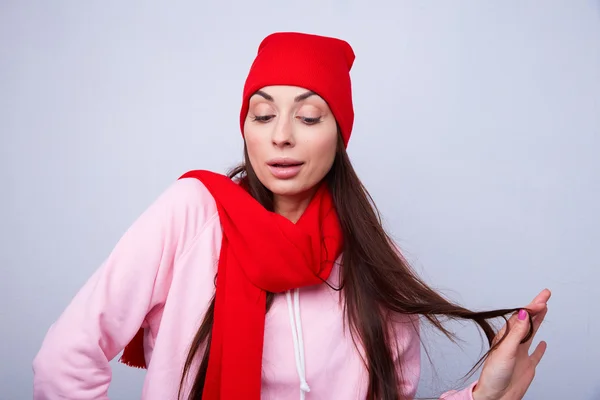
(273, 187, 318, 223)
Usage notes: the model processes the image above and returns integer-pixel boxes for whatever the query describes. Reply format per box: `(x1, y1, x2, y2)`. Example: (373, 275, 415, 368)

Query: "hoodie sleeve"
(440, 383, 478, 400)
(32, 178, 217, 400)
(395, 316, 478, 400)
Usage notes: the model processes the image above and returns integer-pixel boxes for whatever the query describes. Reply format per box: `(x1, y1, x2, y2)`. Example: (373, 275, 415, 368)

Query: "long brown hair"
(179, 134, 532, 400)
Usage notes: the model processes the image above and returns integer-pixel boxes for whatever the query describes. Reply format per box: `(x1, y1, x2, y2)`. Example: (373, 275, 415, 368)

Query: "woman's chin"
(264, 179, 314, 198)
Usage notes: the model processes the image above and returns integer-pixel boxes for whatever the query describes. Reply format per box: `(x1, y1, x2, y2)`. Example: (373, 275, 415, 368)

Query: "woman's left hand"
(472, 289, 551, 400)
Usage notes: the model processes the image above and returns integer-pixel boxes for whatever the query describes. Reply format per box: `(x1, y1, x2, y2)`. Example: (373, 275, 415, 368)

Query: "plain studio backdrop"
(1, 1, 599, 399)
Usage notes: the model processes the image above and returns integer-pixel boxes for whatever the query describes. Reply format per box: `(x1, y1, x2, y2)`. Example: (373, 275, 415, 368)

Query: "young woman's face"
(243, 85, 338, 198)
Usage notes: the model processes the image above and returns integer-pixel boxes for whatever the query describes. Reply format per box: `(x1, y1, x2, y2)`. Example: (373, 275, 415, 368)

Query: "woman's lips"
(268, 164, 303, 179)
(266, 158, 304, 179)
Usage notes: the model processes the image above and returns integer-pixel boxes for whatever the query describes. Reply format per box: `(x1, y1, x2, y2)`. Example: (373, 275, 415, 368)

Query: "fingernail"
(518, 309, 527, 321)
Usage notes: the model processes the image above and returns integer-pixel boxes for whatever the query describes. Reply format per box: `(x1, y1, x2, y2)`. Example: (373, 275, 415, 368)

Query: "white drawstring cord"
(293, 288, 308, 391)
(286, 289, 310, 399)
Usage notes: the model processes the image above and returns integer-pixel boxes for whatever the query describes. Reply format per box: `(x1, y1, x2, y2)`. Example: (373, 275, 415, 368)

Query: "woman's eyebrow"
(294, 91, 316, 102)
(252, 90, 316, 103)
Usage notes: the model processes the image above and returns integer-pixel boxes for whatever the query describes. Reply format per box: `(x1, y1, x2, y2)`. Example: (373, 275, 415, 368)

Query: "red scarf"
(120, 170, 343, 399)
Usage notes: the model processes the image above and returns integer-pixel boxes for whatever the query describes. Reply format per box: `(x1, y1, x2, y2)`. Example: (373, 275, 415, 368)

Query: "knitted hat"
(240, 32, 356, 147)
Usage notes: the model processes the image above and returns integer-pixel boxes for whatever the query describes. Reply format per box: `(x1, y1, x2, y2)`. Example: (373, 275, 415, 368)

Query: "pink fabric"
(32, 178, 477, 400)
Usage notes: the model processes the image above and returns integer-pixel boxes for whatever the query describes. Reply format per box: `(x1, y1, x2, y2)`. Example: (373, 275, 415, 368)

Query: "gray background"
(2, 1, 599, 399)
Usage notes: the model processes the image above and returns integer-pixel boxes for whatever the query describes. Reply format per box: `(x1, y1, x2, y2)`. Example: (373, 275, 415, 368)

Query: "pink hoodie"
(32, 177, 477, 399)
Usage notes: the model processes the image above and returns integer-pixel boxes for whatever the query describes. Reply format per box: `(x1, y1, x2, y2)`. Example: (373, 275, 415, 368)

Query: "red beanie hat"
(240, 32, 356, 147)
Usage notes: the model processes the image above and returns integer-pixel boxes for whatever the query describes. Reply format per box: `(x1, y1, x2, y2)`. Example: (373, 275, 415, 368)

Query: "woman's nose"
(271, 118, 295, 148)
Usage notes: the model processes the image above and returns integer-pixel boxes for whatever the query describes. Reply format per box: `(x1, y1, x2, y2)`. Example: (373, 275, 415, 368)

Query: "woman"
(33, 32, 550, 400)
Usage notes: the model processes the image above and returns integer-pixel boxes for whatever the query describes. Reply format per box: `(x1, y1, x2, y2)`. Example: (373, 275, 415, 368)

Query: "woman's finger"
(528, 289, 551, 309)
(524, 289, 550, 317)
(492, 290, 550, 346)
(529, 340, 547, 367)
(492, 308, 524, 346)
(531, 307, 548, 337)
(496, 309, 531, 354)
(521, 306, 548, 348)
(533, 288, 552, 303)
(523, 303, 546, 319)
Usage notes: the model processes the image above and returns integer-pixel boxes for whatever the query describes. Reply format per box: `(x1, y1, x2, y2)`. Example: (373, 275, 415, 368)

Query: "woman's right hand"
(472, 289, 551, 400)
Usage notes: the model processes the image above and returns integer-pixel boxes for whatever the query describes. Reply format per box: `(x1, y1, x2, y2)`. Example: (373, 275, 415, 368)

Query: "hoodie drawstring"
(286, 288, 310, 399)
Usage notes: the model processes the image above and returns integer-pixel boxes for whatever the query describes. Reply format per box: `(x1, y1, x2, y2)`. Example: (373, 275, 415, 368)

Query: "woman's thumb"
(505, 309, 530, 349)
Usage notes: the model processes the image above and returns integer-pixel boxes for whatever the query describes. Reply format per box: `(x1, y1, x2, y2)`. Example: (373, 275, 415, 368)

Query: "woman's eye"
(299, 116, 322, 125)
(253, 115, 275, 123)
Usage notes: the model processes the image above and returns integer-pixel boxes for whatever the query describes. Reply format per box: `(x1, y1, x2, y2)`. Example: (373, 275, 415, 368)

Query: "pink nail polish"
(518, 309, 527, 320)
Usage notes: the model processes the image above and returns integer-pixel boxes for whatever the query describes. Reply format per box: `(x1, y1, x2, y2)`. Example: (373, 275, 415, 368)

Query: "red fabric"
(120, 170, 343, 399)
(240, 32, 356, 147)
(119, 328, 146, 368)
